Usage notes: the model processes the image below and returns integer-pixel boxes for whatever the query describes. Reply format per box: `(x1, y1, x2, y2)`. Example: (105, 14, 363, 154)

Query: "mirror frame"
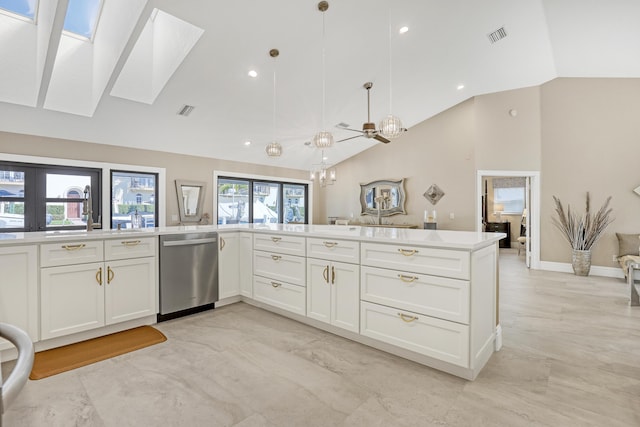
(175, 179, 207, 223)
(359, 178, 407, 217)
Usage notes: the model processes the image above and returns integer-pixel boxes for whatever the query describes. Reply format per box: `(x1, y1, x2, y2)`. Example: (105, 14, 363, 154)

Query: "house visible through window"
(217, 177, 308, 225)
(111, 170, 158, 229)
(493, 177, 525, 214)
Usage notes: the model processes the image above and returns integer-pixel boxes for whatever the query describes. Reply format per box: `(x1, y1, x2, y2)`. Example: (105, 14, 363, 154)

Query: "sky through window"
(63, 0, 102, 40)
(0, 0, 38, 20)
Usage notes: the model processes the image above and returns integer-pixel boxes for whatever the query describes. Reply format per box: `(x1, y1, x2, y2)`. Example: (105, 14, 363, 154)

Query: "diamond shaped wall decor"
(423, 184, 445, 205)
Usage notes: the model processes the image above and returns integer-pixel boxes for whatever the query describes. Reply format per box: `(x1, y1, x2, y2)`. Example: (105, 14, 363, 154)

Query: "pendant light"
(266, 48, 283, 157)
(310, 150, 336, 187)
(312, 1, 334, 149)
(379, 3, 406, 140)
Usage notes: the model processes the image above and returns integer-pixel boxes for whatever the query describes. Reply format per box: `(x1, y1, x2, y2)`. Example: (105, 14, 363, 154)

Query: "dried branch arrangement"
(551, 193, 614, 251)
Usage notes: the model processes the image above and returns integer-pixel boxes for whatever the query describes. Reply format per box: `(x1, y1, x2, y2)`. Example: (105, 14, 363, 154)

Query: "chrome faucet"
(82, 185, 101, 231)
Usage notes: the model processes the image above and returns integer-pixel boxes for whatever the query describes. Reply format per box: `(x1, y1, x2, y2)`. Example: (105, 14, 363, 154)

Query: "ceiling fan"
(337, 82, 405, 144)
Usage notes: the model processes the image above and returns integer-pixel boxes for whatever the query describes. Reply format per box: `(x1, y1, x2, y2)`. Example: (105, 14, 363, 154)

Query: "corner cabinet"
(306, 238, 360, 333)
(40, 238, 156, 340)
(0, 245, 39, 350)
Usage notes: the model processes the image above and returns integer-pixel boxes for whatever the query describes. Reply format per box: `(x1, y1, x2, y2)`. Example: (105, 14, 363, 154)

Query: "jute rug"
(30, 326, 167, 380)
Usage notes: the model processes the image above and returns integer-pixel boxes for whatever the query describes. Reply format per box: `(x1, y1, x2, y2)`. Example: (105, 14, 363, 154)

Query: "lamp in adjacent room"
(493, 203, 504, 222)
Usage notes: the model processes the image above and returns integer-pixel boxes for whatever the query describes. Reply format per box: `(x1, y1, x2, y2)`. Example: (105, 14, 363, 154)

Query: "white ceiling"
(1, 0, 639, 171)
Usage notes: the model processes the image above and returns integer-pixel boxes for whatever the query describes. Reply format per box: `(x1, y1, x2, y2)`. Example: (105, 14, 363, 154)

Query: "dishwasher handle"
(162, 237, 217, 247)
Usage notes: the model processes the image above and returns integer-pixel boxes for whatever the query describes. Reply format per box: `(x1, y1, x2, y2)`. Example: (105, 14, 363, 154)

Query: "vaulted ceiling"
(1, 0, 639, 171)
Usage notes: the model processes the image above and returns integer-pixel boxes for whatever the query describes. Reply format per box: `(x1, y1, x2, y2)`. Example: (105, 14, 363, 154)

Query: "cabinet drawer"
(307, 237, 359, 264)
(360, 301, 469, 367)
(360, 242, 470, 280)
(253, 275, 306, 316)
(254, 251, 305, 286)
(361, 266, 469, 324)
(254, 234, 306, 256)
(40, 240, 104, 267)
(104, 237, 156, 260)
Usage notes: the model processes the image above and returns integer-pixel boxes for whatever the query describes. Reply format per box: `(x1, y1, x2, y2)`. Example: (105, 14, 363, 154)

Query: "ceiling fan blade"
(337, 134, 362, 143)
(340, 127, 364, 134)
(374, 134, 391, 144)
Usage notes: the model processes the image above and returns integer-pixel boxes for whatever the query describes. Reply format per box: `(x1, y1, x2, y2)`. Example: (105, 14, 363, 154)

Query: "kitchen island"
(0, 224, 503, 380)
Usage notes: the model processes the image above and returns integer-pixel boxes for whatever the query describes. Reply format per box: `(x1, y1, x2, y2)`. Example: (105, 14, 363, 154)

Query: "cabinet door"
(41, 262, 105, 339)
(331, 261, 360, 333)
(0, 245, 38, 350)
(239, 232, 253, 298)
(105, 258, 156, 325)
(219, 232, 240, 299)
(306, 258, 331, 324)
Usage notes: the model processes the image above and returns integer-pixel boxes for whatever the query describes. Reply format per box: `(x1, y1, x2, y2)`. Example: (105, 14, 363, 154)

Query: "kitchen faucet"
(82, 185, 101, 231)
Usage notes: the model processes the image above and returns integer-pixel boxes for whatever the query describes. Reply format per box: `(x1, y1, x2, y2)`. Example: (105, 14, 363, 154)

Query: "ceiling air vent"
(177, 104, 195, 116)
(487, 26, 507, 44)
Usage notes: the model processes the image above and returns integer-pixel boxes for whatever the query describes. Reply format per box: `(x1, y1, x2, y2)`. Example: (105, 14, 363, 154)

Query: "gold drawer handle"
(271, 255, 282, 261)
(398, 313, 419, 323)
(323, 266, 329, 283)
(331, 266, 335, 284)
(96, 267, 102, 286)
(398, 248, 418, 256)
(271, 237, 282, 242)
(62, 243, 86, 251)
(397, 274, 418, 283)
(107, 266, 115, 284)
(323, 241, 338, 248)
(121, 240, 141, 246)
(270, 281, 282, 288)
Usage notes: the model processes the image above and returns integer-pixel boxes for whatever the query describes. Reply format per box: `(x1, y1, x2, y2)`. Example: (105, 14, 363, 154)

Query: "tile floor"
(3, 249, 640, 426)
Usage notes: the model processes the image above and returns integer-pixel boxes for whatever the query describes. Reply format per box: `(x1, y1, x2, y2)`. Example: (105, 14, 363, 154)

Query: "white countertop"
(0, 224, 504, 251)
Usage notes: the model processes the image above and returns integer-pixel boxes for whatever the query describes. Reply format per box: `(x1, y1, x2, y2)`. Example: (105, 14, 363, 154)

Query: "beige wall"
(0, 131, 308, 225)
(319, 78, 640, 268)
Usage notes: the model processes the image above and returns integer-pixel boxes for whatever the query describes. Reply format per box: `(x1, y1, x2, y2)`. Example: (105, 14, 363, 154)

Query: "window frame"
(110, 169, 159, 230)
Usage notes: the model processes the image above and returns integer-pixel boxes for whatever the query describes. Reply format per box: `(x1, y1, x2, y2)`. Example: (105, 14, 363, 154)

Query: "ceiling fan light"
(379, 114, 405, 139)
(312, 131, 334, 148)
(265, 141, 282, 157)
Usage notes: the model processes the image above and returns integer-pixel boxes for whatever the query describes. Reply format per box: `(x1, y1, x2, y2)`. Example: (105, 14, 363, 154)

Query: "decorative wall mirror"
(360, 178, 407, 216)
(175, 180, 206, 223)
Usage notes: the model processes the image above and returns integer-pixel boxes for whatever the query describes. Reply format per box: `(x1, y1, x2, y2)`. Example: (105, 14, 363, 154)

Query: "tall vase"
(572, 249, 591, 276)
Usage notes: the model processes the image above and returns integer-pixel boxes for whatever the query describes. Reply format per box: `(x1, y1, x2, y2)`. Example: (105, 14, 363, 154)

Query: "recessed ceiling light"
(244, 140, 251, 146)
(322, 156, 328, 161)
(248, 70, 258, 78)
(457, 84, 465, 90)
(399, 26, 409, 34)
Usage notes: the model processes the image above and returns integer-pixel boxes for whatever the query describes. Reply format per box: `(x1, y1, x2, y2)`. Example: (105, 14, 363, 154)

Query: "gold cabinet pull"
(220, 237, 226, 251)
(107, 266, 114, 284)
(121, 240, 141, 247)
(271, 255, 282, 261)
(397, 274, 418, 283)
(331, 266, 335, 284)
(96, 267, 102, 286)
(322, 265, 329, 283)
(62, 243, 86, 251)
(397, 248, 418, 256)
(398, 313, 419, 323)
(271, 237, 282, 242)
(323, 241, 338, 248)
(270, 281, 282, 288)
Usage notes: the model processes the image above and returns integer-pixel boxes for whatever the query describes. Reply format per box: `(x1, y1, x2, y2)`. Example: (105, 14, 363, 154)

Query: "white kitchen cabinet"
(306, 258, 359, 333)
(218, 232, 240, 300)
(40, 238, 157, 340)
(0, 245, 38, 350)
(239, 232, 253, 298)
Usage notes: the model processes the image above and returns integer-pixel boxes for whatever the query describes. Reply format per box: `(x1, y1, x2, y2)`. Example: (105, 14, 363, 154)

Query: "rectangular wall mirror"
(175, 179, 206, 223)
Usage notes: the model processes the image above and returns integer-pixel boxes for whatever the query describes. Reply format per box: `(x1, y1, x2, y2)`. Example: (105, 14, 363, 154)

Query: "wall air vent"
(487, 26, 507, 44)
(177, 104, 195, 116)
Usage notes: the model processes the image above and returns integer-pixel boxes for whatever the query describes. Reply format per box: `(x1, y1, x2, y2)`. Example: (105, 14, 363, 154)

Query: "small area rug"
(29, 326, 166, 380)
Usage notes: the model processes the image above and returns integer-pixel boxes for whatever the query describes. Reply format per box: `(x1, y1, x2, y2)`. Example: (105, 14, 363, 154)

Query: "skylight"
(63, 0, 102, 40)
(0, 0, 38, 21)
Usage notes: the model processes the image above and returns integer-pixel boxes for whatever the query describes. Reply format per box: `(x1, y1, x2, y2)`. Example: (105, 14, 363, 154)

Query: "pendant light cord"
(273, 55, 277, 143)
(321, 10, 327, 132)
(388, 2, 393, 114)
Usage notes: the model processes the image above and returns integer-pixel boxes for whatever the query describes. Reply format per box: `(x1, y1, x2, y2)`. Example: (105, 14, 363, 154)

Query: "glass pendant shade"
(265, 141, 282, 157)
(312, 131, 334, 148)
(379, 114, 404, 139)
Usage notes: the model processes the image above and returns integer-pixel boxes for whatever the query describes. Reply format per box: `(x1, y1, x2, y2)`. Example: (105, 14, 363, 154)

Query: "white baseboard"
(539, 261, 625, 279)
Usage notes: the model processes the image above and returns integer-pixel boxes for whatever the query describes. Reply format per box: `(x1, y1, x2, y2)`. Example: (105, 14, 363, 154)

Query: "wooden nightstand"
(485, 221, 511, 248)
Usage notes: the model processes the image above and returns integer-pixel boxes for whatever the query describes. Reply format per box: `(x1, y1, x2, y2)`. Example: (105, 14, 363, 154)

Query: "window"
(0, 0, 38, 21)
(63, 0, 103, 40)
(111, 170, 158, 229)
(217, 177, 308, 225)
(493, 177, 525, 214)
(0, 161, 101, 232)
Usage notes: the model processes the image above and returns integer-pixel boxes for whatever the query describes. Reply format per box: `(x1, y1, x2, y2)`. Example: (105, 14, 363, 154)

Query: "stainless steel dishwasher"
(158, 232, 218, 321)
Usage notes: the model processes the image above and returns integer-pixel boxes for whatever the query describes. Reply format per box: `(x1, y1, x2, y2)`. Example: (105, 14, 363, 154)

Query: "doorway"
(476, 170, 540, 269)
